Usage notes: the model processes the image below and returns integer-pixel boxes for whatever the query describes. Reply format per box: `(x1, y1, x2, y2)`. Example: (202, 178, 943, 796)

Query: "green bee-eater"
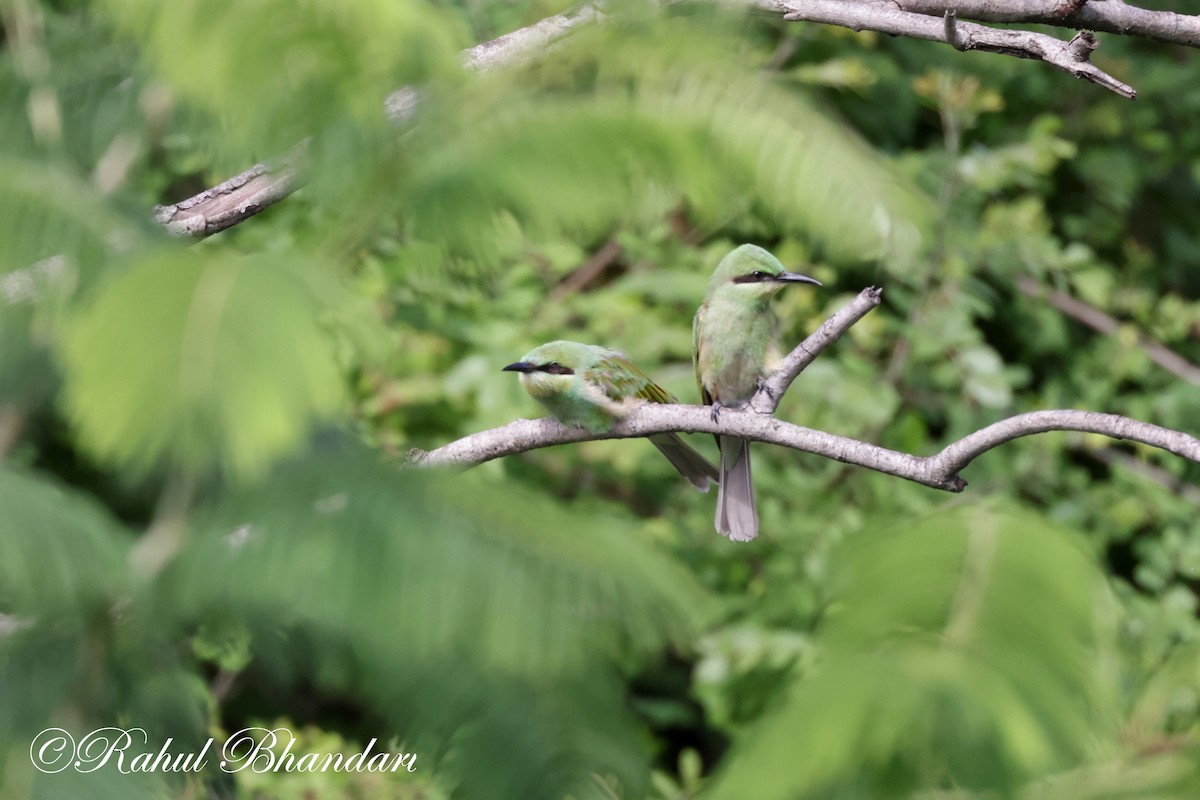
(693, 244, 821, 540)
(503, 340, 719, 491)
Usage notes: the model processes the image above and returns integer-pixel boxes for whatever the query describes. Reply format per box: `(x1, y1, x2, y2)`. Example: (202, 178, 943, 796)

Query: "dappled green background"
(2, 0, 1199, 797)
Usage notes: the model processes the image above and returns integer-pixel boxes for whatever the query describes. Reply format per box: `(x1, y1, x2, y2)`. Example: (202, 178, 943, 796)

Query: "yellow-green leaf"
(58, 250, 345, 481)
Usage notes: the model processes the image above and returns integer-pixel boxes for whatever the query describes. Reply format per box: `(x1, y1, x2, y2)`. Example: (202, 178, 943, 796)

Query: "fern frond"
(57, 249, 347, 481)
(99, 0, 466, 157)
(397, 10, 929, 268)
(0, 468, 128, 615)
(164, 444, 715, 674)
(155, 444, 716, 797)
(707, 505, 1119, 799)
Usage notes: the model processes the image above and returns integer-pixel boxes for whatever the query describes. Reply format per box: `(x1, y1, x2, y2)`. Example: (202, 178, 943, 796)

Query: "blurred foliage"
(2, 0, 1200, 798)
(58, 250, 350, 481)
(708, 506, 1123, 799)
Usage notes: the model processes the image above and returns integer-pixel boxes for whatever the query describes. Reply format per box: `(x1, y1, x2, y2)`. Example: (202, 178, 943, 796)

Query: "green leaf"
(0, 156, 145, 276)
(707, 505, 1120, 799)
(99, 0, 464, 155)
(25, 768, 172, 800)
(0, 155, 155, 408)
(164, 443, 716, 674)
(0, 468, 128, 616)
(0, 469, 130, 748)
(399, 12, 929, 268)
(58, 250, 346, 481)
(155, 443, 717, 799)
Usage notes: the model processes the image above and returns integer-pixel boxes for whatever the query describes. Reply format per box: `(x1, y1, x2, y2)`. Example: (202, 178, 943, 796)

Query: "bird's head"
(502, 340, 591, 397)
(706, 244, 821, 301)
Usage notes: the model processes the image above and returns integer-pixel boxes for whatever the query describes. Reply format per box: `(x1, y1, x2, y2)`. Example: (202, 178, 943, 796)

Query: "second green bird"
(504, 341, 718, 491)
(694, 244, 822, 541)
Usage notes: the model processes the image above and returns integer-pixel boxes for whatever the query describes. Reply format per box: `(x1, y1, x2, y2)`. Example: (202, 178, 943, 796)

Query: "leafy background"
(1, 0, 1199, 798)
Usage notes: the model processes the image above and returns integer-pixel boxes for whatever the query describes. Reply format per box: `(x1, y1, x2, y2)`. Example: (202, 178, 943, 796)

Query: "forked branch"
(764, 1, 1136, 99)
(410, 287, 1200, 492)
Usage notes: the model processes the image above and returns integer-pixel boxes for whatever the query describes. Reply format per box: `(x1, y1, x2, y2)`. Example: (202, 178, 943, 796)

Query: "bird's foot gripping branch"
(410, 285, 1200, 501)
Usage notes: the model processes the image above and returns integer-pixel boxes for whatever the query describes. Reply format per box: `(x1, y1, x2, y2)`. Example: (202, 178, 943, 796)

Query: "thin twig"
(129, 472, 196, 577)
(0, 405, 25, 460)
(944, 10, 965, 51)
(1086, 446, 1200, 506)
(548, 239, 623, 300)
(1017, 276, 1200, 387)
(751, 286, 882, 413)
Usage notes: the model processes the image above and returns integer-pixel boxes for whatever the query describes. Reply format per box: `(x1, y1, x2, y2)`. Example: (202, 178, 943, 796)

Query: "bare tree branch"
(893, 0, 1200, 49)
(933, 410, 1200, 481)
(409, 402, 1200, 494)
(154, 154, 301, 237)
(1017, 276, 1200, 387)
(459, 4, 605, 71)
(763, 0, 1136, 98)
(409, 286, 1200, 493)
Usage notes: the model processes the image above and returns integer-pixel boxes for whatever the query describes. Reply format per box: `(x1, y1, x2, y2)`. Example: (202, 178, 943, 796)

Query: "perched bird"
(503, 340, 718, 491)
(693, 244, 821, 541)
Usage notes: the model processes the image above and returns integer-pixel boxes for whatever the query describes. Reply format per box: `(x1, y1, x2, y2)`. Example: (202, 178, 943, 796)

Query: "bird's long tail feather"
(716, 436, 757, 541)
(650, 433, 719, 492)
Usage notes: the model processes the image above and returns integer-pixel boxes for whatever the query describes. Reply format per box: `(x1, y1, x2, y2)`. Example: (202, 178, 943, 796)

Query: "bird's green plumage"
(693, 244, 791, 407)
(585, 351, 675, 407)
(510, 341, 669, 434)
(505, 340, 718, 490)
(693, 244, 821, 540)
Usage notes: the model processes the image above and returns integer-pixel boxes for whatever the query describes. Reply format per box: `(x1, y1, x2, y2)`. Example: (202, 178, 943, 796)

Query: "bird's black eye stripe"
(539, 362, 575, 375)
(733, 270, 771, 284)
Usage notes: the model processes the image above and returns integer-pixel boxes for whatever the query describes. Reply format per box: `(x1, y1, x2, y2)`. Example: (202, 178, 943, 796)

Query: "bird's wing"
(692, 303, 713, 406)
(586, 353, 676, 404)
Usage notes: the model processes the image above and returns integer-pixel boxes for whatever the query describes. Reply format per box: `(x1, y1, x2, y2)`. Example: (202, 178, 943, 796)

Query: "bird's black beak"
(775, 271, 822, 286)
(502, 361, 535, 373)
